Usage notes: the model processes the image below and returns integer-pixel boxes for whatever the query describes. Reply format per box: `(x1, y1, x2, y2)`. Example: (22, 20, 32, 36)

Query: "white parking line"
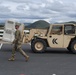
(0, 43, 3, 49)
(52, 74, 56, 75)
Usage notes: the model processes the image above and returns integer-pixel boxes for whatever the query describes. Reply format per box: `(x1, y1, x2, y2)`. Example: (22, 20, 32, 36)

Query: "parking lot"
(0, 44, 76, 75)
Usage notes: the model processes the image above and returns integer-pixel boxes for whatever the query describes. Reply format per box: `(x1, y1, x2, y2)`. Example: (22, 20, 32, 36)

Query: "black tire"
(31, 39, 47, 53)
(70, 40, 76, 54)
(67, 47, 72, 52)
(31, 39, 34, 44)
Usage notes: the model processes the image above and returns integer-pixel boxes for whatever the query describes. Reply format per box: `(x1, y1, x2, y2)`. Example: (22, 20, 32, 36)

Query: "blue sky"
(0, 0, 76, 23)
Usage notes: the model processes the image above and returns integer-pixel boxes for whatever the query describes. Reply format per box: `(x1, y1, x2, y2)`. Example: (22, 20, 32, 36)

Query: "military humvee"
(30, 23, 76, 53)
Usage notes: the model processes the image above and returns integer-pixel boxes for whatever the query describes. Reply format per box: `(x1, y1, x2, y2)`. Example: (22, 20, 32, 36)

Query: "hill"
(24, 23, 31, 26)
(0, 23, 5, 27)
(25, 20, 50, 29)
(1, 21, 76, 29)
(65, 21, 76, 24)
(55, 21, 76, 24)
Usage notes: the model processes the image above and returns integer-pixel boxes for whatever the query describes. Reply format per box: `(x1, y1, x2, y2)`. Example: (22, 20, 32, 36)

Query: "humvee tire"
(70, 40, 76, 54)
(31, 39, 46, 53)
(67, 47, 72, 52)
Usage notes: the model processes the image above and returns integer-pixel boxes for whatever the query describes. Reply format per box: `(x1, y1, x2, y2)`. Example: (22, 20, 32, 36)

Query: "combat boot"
(25, 56, 29, 62)
(8, 57, 15, 61)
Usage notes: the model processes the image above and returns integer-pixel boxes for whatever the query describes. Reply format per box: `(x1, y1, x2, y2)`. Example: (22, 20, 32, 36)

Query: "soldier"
(8, 24, 29, 62)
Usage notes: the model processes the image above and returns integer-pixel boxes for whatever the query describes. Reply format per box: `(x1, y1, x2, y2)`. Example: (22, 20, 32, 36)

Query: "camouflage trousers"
(11, 44, 28, 58)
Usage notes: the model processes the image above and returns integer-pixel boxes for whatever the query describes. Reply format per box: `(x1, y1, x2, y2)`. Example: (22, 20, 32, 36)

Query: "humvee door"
(47, 25, 64, 48)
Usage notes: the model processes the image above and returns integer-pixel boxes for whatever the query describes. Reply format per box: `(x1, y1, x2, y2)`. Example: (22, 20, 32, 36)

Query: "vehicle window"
(64, 25, 75, 34)
(8, 21, 14, 24)
(51, 25, 62, 35)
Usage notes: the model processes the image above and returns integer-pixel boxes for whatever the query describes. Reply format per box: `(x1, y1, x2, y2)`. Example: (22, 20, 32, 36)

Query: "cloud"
(0, 7, 10, 13)
(0, 0, 76, 23)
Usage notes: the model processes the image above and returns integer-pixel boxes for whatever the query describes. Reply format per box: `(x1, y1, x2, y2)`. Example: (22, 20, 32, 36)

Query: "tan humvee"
(28, 23, 76, 54)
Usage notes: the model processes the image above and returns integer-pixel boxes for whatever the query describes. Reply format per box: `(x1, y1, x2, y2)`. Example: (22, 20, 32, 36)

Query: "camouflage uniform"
(9, 29, 29, 61)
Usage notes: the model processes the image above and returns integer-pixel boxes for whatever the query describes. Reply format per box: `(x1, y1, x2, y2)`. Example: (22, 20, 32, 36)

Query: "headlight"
(34, 34, 39, 36)
(40, 34, 43, 37)
(34, 33, 43, 37)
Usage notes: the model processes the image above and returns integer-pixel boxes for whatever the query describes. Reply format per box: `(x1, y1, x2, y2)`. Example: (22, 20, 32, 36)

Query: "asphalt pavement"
(0, 44, 76, 75)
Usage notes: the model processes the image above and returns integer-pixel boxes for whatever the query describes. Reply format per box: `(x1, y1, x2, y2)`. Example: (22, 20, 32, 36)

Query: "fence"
(0, 29, 29, 40)
(0, 30, 4, 39)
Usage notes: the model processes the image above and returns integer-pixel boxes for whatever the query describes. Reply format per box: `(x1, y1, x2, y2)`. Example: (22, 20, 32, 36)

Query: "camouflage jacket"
(13, 30, 22, 44)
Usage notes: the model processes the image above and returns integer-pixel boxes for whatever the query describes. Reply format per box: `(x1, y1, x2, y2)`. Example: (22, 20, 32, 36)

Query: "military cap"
(15, 22, 21, 27)
(15, 25, 20, 27)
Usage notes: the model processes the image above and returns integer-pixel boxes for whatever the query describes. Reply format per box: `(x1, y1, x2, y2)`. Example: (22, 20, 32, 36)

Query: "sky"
(0, 0, 76, 23)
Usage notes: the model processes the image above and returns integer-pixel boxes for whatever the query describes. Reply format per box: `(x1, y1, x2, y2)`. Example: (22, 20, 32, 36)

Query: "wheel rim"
(74, 44, 76, 50)
(35, 42, 43, 51)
